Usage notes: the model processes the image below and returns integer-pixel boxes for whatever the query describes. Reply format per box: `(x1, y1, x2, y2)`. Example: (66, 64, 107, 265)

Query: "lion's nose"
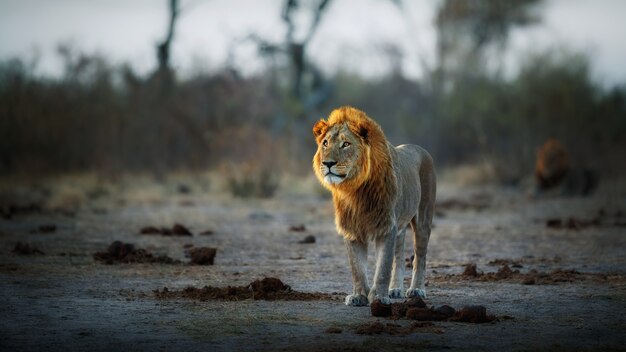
(322, 161, 337, 168)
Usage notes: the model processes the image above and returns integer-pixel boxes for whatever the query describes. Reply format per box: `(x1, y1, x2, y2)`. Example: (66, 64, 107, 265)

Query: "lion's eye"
(322, 140, 328, 148)
(342, 141, 351, 148)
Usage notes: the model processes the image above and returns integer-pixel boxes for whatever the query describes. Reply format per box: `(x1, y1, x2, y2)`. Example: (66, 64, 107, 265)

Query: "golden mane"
(535, 138, 570, 189)
(312, 106, 398, 242)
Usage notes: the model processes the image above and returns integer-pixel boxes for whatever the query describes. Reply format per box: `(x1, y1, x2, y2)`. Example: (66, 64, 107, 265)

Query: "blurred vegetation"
(0, 0, 625, 193)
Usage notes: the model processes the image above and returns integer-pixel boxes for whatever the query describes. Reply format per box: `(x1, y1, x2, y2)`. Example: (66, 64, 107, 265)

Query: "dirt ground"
(1, 177, 625, 351)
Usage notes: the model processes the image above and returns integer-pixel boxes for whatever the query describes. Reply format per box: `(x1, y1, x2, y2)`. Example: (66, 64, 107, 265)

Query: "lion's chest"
(333, 191, 395, 242)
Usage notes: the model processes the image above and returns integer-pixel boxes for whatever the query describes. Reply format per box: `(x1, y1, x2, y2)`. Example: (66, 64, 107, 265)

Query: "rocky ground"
(1, 178, 625, 351)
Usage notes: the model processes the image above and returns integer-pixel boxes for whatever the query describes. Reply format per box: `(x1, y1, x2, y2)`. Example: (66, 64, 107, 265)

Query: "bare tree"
(434, 0, 543, 86)
(153, 0, 180, 88)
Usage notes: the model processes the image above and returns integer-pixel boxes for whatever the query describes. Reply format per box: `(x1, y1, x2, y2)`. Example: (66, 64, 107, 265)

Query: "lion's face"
(536, 138, 570, 186)
(313, 123, 366, 187)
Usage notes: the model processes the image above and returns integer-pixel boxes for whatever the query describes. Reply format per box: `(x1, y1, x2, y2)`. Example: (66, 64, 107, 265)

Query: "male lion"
(312, 106, 436, 306)
(534, 138, 598, 196)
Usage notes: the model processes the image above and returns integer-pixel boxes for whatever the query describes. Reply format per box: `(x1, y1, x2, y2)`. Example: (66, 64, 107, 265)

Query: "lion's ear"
(313, 119, 328, 138)
(357, 121, 369, 141)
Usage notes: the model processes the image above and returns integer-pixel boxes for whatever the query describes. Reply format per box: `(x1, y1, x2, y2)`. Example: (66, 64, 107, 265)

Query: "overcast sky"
(1, 0, 625, 86)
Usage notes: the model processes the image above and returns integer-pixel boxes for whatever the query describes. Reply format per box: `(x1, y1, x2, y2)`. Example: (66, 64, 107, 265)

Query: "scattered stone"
(140, 226, 161, 234)
(546, 216, 602, 230)
(546, 218, 562, 228)
(451, 305, 495, 323)
(371, 299, 392, 317)
(187, 247, 217, 265)
(462, 263, 478, 277)
(298, 235, 316, 244)
(139, 224, 193, 236)
(172, 223, 192, 236)
(12, 242, 44, 255)
(325, 327, 342, 334)
(289, 224, 306, 232)
(434, 305, 456, 318)
(93, 241, 180, 264)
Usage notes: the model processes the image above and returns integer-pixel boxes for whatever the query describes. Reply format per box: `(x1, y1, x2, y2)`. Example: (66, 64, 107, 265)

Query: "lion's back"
(393, 144, 434, 225)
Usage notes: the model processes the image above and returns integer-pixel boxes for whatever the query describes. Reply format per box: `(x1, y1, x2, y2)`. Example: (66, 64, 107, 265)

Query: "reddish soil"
(153, 277, 341, 301)
(187, 247, 217, 265)
(93, 241, 180, 264)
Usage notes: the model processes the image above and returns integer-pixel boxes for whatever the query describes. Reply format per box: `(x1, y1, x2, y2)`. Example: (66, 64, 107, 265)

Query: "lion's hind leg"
(388, 227, 406, 299)
(406, 213, 431, 299)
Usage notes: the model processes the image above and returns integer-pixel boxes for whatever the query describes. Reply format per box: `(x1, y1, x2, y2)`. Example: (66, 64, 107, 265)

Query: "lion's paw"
(406, 288, 426, 299)
(368, 292, 391, 305)
(375, 296, 392, 305)
(345, 294, 369, 306)
(388, 288, 404, 299)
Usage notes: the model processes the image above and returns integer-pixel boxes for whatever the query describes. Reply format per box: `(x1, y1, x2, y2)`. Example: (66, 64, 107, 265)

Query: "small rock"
(406, 296, 427, 308)
(188, 247, 217, 265)
(325, 327, 342, 334)
(199, 230, 214, 236)
(546, 218, 562, 228)
(139, 226, 161, 235)
(172, 223, 193, 236)
(452, 305, 494, 323)
(462, 263, 478, 276)
(434, 305, 456, 318)
(406, 307, 435, 321)
(289, 224, 306, 232)
(371, 299, 392, 317)
(298, 235, 316, 244)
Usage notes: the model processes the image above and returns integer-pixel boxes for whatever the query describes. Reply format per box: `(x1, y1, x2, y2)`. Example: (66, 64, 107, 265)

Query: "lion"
(535, 138, 570, 190)
(534, 138, 598, 196)
(312, 106, 436, 306)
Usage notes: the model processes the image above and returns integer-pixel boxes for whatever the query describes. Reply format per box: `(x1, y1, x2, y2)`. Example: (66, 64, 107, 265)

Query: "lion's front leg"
(344, 239, 369, 306)
(368, 228, 396, 305)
